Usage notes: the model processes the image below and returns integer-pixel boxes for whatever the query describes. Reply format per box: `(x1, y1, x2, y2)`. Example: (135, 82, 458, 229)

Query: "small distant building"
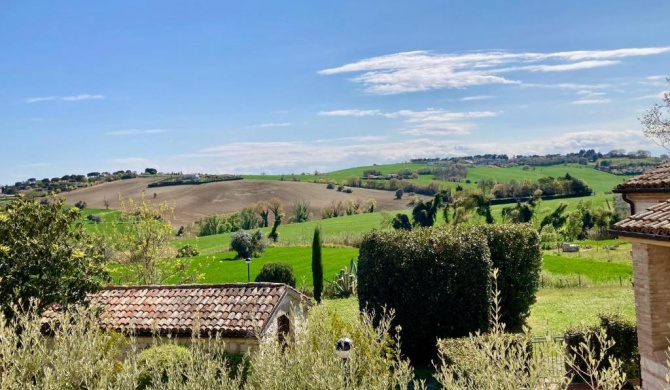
(611, 161, 670, 389)
(183, 173, 200, 180)
(43, 283, 311, 354)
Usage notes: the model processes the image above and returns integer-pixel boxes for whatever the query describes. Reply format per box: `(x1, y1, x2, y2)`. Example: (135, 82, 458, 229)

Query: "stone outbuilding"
(611, 162, 670, 389)
(43, 282, 311, 354)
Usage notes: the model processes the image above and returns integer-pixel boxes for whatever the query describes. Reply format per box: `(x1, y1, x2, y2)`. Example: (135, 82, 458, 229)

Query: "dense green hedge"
(480, 224, 542, 330)
(358, 227, 492, 362)
(564, 314, 639, 383)
(357, 224, 541, 362)
(255, 262, 296, 287)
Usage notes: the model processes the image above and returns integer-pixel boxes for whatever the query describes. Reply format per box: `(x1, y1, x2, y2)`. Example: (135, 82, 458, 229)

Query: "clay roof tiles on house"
(614, 161, 670, 192)
(611, 200, 670, 238)
(43, 283, 308, 337)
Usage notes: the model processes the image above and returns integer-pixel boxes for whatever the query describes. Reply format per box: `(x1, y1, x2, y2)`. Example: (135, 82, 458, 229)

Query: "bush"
(137, 344, 191, 389)
(230, 229, 266, 259)
(395, 189, 403, 199)
(565, 314, 639, 383)
(86, 214, 103, 224)
(255, 262, 296, 287)
(358, 226, 492, 363)
(326, 183, 335, 189)
(358, 224, 541, 363)
(176, 244, 199, 258)
(479, 224, 542, 330)
(75, 200, 87, 209)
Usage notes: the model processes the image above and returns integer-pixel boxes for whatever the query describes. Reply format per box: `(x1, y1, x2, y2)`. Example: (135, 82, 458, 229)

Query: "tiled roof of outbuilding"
(611, 200, 670, 238)
(42, 283, 308, 337)
(614, 162, 670, 192)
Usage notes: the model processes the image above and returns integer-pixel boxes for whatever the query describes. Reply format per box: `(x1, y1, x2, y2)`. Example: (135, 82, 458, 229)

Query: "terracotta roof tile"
(43, 283, 309, 338)
(614, 162, 670, 191)
(611, 200, 670, 237)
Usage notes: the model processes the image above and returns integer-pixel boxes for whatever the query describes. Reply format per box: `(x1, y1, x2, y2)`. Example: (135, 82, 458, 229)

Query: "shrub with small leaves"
(254, 262, 296, 287)
(176, 244, 200, 258)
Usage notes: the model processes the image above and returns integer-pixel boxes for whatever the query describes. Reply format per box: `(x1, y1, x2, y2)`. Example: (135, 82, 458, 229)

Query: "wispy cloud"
(571, 99, 612, 105)
(460, 95, 496, 101)
(319, 108, 497, 135)
(25, 96, 56, 103)
(319, 47, 670, 94)
(25, 94, 105, 103)
(106, 129, 167, 136)
(318, 109, 382, 117)
(249, 123, 292, 128)
(635, 91, 669, 100)
(60, 94, 104, 101)
(173, 129, 647, 175)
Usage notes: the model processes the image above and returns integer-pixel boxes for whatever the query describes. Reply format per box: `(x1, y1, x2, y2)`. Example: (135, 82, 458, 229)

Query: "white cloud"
(518, 60, 619, 72)
(320, 108, 497, 135)
(106, 129, 167, 136)
(318, 109, 382, 117)
(572, 99, 612, 105)
(173, 129, 648, 175)
(635, 91, 669, 100)
(25, 94, 104, 103)
(250, 123, 292, 128)
(25, 96, 56, 103)
(460, 95, 496, 101)
(646, 75, 667, 81)
(61, 94, 104, 101)
(319, 47, 670, 94)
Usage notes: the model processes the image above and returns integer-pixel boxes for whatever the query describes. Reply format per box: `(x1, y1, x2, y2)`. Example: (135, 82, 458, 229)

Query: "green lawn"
(528, 286, 634, 336)
(108, 246, 358, 286)
(321, 286, 635, 337)
(542, 254, 632, 284)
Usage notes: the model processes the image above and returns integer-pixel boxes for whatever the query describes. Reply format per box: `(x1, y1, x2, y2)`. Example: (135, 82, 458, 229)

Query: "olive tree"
(0, 195, 107, 321)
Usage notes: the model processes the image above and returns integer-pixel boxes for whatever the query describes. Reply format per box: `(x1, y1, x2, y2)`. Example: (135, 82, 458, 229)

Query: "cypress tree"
(312, 225, 323, 303)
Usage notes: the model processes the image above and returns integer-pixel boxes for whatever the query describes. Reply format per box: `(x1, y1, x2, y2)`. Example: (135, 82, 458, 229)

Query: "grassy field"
(322, 286, 635, 337)
(108, 245, 358, 286)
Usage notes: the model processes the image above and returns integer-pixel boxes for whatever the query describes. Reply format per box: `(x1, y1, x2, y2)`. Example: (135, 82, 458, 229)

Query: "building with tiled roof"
(610, 164, 670, 389)
(611, 200, 670, 239)
(613, 161, 670, 214)
(43, 283, 311, 354)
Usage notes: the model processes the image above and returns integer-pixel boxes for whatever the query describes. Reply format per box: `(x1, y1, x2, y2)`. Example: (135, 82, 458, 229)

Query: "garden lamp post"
(245, 257, 252, 282)
(336, 337, 353, 387)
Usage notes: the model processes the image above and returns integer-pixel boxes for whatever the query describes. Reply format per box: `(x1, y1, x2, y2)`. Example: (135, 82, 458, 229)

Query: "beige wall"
(625, 193, 670, 214)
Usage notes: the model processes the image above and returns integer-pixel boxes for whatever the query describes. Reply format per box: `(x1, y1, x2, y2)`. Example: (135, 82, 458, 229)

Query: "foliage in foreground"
(0, 302, 423, 390)
(0, 195, 107, 321)
(435, 273, 628, 390)
(357, 223, 541, 362)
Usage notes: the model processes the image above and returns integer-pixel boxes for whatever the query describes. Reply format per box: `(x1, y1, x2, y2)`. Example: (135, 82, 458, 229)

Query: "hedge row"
(357, 224, 541, 363)
(564, 314, 639, 383)
(489, 192, 591, 206)
(147, 176, 243, 188)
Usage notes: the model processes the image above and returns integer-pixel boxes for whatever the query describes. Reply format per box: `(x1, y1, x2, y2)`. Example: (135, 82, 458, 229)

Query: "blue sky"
(1, 1, 669, 185)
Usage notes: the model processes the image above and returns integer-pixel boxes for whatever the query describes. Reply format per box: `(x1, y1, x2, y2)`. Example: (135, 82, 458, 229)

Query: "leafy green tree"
(111, 195, 187, 285)
(412, 193, 443, 227)
(255, 262, 296, 287)
(0, 195, 108, 321)
(540, 202, 569, 231)
(312, 226, 323, 303)
(392, 213, 412, 230)
(230, 229, 266, 259)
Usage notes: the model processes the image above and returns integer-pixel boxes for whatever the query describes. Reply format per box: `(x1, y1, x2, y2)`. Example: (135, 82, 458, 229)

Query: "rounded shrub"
(254, 262, 296, 287)
(137, 344, 191, 390)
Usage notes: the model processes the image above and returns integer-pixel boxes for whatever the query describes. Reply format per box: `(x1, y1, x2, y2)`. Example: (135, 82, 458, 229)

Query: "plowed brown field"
(63, 178, 426, 227)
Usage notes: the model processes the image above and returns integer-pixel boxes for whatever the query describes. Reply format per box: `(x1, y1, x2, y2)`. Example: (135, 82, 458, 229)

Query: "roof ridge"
(101, 282, 289, 290)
